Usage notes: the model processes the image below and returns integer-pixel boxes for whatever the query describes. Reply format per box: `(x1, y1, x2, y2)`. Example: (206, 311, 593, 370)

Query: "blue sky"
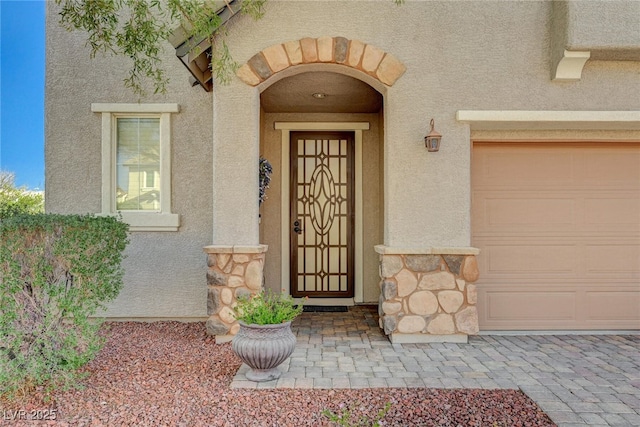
(1, 0, 45, 190)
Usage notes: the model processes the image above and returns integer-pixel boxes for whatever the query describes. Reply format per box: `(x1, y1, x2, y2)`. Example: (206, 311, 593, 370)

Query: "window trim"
(92, 103, 180, 231)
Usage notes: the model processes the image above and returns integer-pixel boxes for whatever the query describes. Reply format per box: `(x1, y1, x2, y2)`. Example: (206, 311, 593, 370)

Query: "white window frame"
(92, 103, 180, 231)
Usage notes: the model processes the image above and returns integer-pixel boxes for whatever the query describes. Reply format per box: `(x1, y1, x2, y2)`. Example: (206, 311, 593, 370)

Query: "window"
(92, 103, 180, 231)
(116, 118, 160, 211)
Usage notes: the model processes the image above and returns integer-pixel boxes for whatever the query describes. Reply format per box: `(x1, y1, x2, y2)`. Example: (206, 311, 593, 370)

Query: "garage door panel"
(585, 197, 640, 230)
(477, 152, 575, 186)
(480, 287, 640, 329)
(474, 144, 640, 190)
(483, 290, 576, 321)
(583, 151, 640, 187)
(473, 142, 640, 330)
(479, 197, 575, 230)
(481, 243, 578, 275)
(586, 292, 640, 322)
(475, 193, 639, 233)
(585, 244, 640, 275)
(477, 238, 639, 280)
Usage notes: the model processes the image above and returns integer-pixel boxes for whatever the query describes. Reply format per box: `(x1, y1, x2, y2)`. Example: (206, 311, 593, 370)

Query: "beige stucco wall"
(46, 1, 640, 318)
(259, 112, 383, 303)
(217, 0, 640, 249)
(554, 0, 640, 59)
(45, 3, 213, 318)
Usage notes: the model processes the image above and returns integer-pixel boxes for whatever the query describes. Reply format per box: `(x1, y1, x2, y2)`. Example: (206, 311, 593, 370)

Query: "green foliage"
(0, 214, 129, 399)
(322, 402, 392, 427)
(54, 0, 266, 94)
(0, 171, 44, 220)
(54, 0, 402, 95)
(233, 290, 303, 325)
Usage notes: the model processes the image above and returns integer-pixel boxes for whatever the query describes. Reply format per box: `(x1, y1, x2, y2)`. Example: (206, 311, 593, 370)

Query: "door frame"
(275, 122, 370, 303)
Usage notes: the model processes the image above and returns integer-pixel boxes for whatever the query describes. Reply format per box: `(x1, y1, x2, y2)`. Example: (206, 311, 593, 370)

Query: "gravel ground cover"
(2, 322, 556, 426)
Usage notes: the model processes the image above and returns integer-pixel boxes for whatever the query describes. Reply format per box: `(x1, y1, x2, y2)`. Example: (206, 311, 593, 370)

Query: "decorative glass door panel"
(290, 132, 354, 298)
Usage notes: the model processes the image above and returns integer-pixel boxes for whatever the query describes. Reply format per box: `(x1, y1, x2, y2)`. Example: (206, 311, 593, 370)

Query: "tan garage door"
(472, 142, 640, 330)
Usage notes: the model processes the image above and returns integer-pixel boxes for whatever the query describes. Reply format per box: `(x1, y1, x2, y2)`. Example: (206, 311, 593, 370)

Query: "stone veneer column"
(203, 245, 268, 342)
(375, 245, 480, 344)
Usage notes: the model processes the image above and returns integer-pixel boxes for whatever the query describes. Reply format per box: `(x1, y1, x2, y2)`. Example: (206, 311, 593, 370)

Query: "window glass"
(116, 117, 161, 211)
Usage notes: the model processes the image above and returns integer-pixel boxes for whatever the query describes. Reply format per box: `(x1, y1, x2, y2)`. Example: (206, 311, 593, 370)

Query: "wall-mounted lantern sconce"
(425, 119, 442, 152)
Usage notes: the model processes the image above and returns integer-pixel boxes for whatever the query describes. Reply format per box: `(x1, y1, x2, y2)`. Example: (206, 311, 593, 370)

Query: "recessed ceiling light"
(312, 92, 327, 99)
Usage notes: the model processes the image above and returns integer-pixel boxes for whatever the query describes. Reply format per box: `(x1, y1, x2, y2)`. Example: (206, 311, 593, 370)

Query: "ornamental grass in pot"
(231, 291, 303, 382)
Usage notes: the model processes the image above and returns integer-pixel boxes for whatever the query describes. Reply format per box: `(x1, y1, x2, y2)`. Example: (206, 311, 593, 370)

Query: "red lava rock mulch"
(1, 322, 556, 426)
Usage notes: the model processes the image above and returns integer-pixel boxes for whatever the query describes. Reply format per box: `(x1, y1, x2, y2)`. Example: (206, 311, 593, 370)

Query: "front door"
(290, 132, 354, 298)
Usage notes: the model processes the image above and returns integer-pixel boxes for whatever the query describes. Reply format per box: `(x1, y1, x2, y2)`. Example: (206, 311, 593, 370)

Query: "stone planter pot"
(232, 321, 297, 382)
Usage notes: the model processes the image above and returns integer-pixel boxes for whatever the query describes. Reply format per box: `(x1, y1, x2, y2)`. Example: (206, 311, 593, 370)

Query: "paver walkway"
(231, 306, 640, 427)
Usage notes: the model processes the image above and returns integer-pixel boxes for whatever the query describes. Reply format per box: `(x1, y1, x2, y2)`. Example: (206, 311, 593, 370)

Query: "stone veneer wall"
(375, 246, 480, 343)
(203, 245, 267, 341)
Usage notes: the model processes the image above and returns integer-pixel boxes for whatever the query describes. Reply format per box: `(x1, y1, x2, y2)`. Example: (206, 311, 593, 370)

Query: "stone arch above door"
(237, 37, 406, 87)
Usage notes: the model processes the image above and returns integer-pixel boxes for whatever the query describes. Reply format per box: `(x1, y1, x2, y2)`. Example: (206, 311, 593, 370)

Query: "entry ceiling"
(260, 72, 383, 114)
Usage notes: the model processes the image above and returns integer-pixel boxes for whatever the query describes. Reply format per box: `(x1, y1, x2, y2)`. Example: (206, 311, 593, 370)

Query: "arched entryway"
(232, 37, 406, 305)
(257, 70, 385, 305)
(204, 37, 406, 337)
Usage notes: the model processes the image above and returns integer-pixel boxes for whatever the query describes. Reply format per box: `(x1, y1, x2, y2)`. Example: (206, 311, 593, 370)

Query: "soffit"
(169, 0, 241, 92)
(261, 72, 382, 114)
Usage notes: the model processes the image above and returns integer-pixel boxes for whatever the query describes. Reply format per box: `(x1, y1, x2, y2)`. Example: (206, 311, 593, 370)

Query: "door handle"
(293, 219, 303, 234)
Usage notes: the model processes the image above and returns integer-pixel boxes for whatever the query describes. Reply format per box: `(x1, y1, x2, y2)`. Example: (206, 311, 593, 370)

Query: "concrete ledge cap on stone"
(374, 245, 480, 256)
(203, 245, 268, 254)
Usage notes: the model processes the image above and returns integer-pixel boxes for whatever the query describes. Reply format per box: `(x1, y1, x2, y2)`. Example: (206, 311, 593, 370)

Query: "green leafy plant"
(54, 0, 266, 94)
(0, 171, 44, 220)
(233, 290, 303, 325)
(322, 402, 392, 427)
(54, 0, 404, 95)
(0, 214, 129, 399)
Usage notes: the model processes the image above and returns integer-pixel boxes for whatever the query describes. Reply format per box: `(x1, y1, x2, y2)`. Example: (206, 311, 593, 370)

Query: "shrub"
(322, 402, 392, 427)
(233, 290, 303, 325)
(0, 214, 129, 398)
(0, 171, 44, 220)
